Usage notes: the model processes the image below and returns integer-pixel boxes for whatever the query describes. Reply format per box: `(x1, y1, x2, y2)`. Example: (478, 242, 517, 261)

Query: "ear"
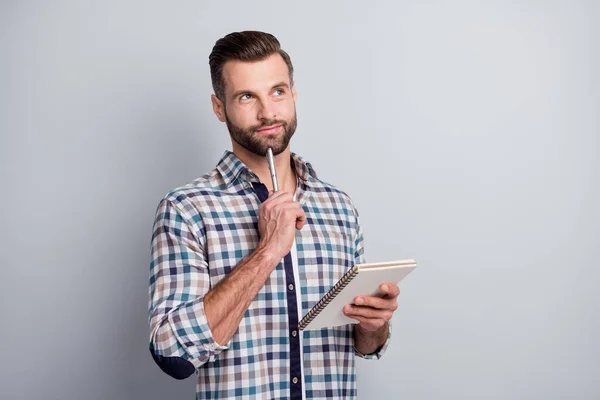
(211, 94, 226, 122)
(291, 81, 298, 103)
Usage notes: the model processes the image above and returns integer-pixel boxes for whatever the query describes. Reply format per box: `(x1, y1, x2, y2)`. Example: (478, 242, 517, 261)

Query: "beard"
(225, 110, 298, 157)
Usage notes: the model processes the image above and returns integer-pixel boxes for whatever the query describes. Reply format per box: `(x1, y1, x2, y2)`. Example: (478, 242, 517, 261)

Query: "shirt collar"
(216, 150, 318, 188)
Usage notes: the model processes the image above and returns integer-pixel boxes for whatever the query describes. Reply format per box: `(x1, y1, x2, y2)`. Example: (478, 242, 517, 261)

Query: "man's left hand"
(343, 282, 400, 332)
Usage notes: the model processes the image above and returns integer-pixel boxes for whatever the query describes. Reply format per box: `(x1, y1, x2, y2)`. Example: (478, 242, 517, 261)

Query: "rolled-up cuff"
(168, 296, 231, 367)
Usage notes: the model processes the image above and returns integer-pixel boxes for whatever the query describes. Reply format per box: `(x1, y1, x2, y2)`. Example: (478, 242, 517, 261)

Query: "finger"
(266, 190, 286, 201)
(343, 306, 373, 322)
(295, 209, 306, 230)
(344, 304, 393, 321)
(273, 204, 306, 229)
(276, 202, 305, 213)
(345, 315, 387, 331)
(264, 192, 293, 207)
(353, 295, 398, 311)
(380, 283, 400, 298)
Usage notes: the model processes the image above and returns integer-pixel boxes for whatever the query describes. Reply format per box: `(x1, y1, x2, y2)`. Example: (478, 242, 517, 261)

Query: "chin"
(254, 138, 287, 156)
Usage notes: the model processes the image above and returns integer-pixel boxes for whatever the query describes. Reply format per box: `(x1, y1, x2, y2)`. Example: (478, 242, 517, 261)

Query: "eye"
(240, 93, 252, 101)
(273, 88, 285, 96)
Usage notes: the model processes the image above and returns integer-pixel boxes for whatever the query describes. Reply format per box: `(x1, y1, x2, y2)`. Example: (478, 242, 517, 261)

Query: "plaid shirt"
(148, 150, 391, 399)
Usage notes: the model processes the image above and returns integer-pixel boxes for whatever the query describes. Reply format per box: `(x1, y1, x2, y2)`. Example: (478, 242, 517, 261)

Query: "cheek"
(227, 105, 257, 126)
(277, 102, 295, 118)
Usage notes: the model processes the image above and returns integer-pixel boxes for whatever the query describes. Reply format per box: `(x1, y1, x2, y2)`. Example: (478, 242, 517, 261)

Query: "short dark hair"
(209, 31, 294, 101)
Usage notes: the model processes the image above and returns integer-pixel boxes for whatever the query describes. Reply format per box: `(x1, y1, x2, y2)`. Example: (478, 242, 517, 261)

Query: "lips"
(256, 124, 282, 135)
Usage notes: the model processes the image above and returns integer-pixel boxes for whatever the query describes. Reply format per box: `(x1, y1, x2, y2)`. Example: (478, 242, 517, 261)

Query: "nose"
(257, 98, 276, 121)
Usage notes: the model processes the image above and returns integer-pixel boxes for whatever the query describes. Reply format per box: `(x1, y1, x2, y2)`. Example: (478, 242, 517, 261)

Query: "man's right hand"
(204, 190, 306, 346)
(257, 191, 306, 261)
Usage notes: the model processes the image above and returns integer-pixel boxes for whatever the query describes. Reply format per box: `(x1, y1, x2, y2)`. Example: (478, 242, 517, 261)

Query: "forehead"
(221, 53, 290, 96)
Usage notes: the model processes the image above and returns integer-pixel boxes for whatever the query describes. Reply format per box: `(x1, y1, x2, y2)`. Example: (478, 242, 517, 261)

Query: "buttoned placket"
(251, 180, 303, 400)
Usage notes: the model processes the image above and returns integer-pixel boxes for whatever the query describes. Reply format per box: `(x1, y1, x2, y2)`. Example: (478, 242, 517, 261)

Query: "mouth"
(255, 124, 282, 135)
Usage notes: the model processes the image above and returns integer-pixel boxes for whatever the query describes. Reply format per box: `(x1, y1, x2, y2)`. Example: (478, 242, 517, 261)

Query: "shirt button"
(292, 330, 297, 337)
(292, 377, 298, 384)
(288, 284, 294, 291)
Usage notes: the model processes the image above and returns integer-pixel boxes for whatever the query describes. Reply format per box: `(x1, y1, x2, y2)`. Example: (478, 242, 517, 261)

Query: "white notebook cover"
(299, 260, 417, 330)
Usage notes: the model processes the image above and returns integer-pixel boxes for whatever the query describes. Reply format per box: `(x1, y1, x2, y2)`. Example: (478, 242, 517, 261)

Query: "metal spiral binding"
(299, 265, 360, 330)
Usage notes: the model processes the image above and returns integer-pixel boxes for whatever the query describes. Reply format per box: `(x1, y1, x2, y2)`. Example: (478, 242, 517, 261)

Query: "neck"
(232, 143, 297, 194)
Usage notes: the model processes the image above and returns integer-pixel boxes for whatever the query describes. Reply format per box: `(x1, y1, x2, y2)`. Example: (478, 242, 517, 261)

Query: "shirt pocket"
(298, 227, 355, 313)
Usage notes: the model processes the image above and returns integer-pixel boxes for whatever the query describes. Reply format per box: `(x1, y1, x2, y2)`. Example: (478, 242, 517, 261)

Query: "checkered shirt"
(148, 150, 391, 399)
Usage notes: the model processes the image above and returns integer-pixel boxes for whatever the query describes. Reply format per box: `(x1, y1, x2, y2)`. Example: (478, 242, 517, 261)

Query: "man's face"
(213, 53, 298, 157)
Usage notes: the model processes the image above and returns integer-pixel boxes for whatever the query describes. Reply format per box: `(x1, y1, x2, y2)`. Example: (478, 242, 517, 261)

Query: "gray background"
(1, 1, 598, 399)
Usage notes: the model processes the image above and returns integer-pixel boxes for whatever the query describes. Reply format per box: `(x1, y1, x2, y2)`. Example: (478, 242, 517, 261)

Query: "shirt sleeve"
(350, 202, 393, 360)
(148, 198, 230, 379)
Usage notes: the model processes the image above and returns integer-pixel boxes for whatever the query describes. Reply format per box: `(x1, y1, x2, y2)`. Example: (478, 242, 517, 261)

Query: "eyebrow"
(230, 82, 291, 101)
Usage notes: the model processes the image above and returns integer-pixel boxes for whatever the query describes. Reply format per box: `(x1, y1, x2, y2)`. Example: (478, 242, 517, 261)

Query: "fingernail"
(346, 305, 352, 312)
(382, 284, 389, 292)
(355, 297, 364, 305)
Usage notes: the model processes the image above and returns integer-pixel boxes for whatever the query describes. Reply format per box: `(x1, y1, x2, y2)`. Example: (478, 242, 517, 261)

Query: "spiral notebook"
(298, 259, 417, 330)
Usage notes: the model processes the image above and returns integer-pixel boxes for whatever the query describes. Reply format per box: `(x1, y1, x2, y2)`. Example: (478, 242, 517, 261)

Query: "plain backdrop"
(1, 1, 599, 399)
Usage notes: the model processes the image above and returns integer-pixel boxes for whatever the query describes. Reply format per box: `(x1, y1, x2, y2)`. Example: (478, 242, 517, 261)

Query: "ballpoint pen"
(266, 147, 279, 192)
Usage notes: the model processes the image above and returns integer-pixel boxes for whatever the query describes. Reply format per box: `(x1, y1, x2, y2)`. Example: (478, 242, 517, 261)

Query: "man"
(148, 31, 400, 399)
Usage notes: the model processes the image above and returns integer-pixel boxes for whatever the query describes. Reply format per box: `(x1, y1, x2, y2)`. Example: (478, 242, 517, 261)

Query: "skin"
(204, 53, 398, 354)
